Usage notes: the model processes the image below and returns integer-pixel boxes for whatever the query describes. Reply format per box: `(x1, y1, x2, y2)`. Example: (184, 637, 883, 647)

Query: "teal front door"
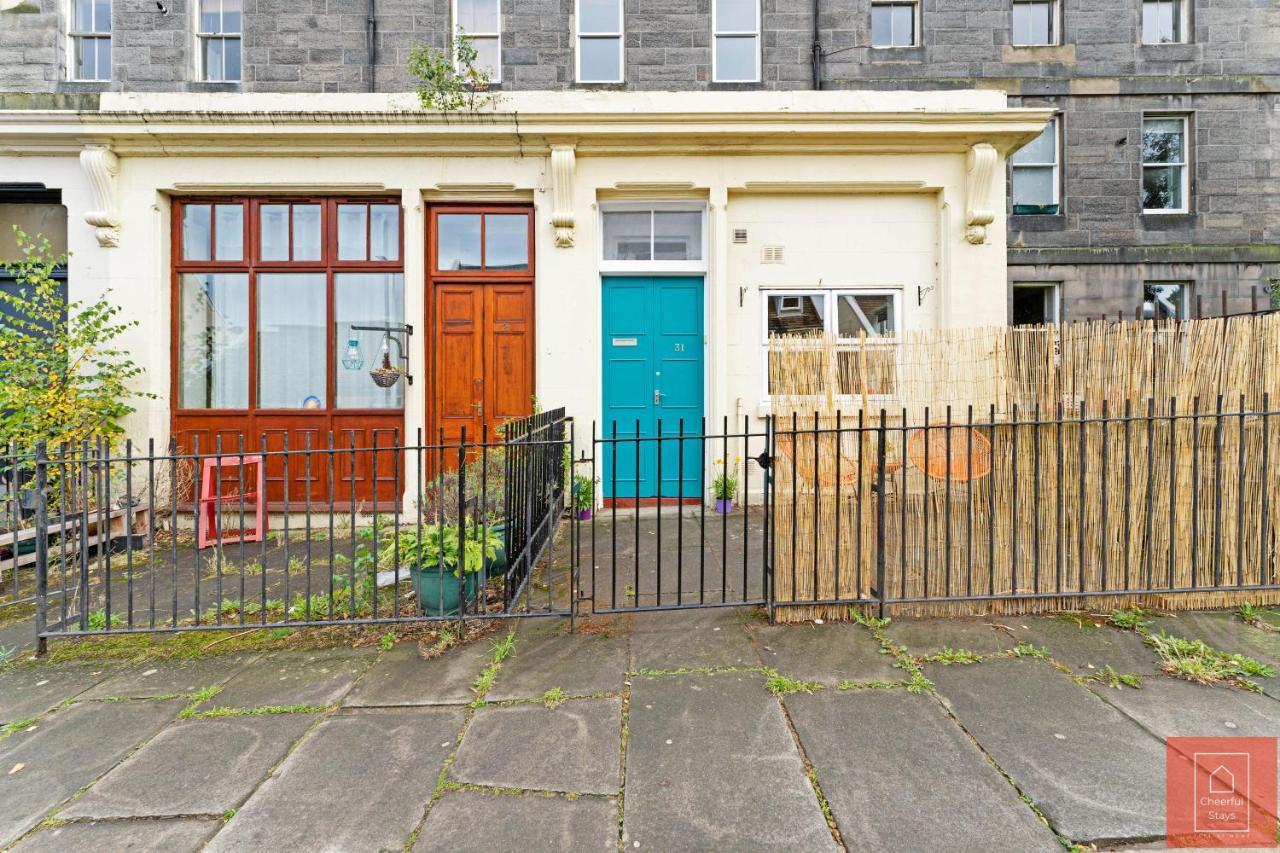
(602, 276, 704, 499)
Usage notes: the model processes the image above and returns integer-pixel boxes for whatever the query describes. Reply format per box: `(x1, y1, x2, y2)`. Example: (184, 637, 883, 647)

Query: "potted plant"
(572, 474, 597, 520)
(712, 457, 740, 513)
(419, 449, 507, 573)
(390, 522, 502, 616)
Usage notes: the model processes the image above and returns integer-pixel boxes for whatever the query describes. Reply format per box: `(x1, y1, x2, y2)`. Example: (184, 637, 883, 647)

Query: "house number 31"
(673, 343, 685, 352)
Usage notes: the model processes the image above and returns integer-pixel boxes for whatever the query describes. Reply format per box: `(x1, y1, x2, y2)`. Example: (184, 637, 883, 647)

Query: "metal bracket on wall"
(352, 323, 414, 385)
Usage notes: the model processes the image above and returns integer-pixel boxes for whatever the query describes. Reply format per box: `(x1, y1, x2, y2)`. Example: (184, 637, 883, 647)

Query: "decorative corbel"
(549, 144, 576, 248)
(81, 145, 121, 248)
(963, 143, 997, 245)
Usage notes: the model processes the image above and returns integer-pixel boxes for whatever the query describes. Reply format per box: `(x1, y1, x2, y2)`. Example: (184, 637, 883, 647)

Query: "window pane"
(1011, 3, 1031, 45)
(768, 294, 825, 337)
(259, 204, 289, 261)
(579, 0, 620, 33)
(653, 211, 702, 261)
(335, 273, 405, 409)
(437, 214, 482, 270)
(837, 294, 895, 336)
(1013, 2, 1050, 44)
(199, 0, 219, 33)
(602, 211, 651, 261)
(1142, 165, 1182, 210)
(1144, 283, 1186, 320)
(1012, 286, 1055, 325)
(370, 205, 400, 262)
(202, 36, 223, 81)
(1142, 119, 1184, 163)
(96, 38, 111, 80)
(579, 36, 621, 81)
(485, 214, 528, 270)
(471, 36, 500, 79)
(293, 204, 322, 261)
(182, 204, 211, 261)
(93, 0, 110, 31)
(214, 204, 243, 261)
(179, 273, 248, 409)
(457, 0, 498, 33)
(1012, 120, 1055, 164)
(871, 5, 892, 46)
(1012, 166, 1055, 206)
(257, 273, 326, 408)
(74, 37, 95, 80)
(716, 0, 756, 32)
(892, 4, 915, 45)
(74, 0, 93, 31)
(338, 204, 368, 261)
(715, 36, 757, 81)
(1142, 0, 1177, 42)
(222, 0, 242, 33)
(223, 37, 241, 81)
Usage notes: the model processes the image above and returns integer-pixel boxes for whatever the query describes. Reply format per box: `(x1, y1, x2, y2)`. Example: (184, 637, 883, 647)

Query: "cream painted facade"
(0, 90, 1048, 500)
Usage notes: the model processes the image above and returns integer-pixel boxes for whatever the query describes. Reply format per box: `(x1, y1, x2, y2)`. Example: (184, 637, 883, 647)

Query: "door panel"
(484, 285, 534, 435)
(435, 285, 485, 446)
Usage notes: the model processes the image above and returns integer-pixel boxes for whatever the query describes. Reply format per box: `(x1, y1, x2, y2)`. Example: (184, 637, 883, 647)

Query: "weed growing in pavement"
(1146, 632, 1275, 691)
(379, 632, 396, 651)
(765, 671, 822, 696)
(0, 716, 40, 739)
(540, 687, 567, 708)
(177, 685, 222, 719)
(469, 630, 517, 705)
(87, 608, 124, 631)
(1107, 607, 1148, 631)
(1007, 643, 1050, 659)
(188, 703, 326, 719)
(925, 646, 983, 666)
(1076, 665, 1142, 690)
(1236, 602, 1279, 633)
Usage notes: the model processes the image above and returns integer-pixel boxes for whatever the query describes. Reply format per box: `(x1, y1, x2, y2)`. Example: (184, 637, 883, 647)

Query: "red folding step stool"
(197, 455, 268, 549)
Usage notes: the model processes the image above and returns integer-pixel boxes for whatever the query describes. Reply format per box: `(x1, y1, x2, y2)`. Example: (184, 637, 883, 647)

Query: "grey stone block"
(343, 640, 494, 707)
(414, 789, 616, 853)
(11, 818, 219, 853)
(751, 622, 902, 685)
(0, 663, 112, 724)
(198, 647, 374, 710)
(486, 618, 627, 701)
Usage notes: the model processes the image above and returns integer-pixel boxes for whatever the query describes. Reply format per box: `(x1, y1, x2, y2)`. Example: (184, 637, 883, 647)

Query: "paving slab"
(1148, 611, 1280, 667)
(83, 654, 259, 699)
(625, 671, 836, 852)
(204, 708, 461, 853)
(344, 640, 492, 707)
(414, 789, 616, 853)
(197, 647, 374, 710)
(11, 817, 220, 852)
(883, 616, 1015, 656)
(486, 618, 628, 701)
(0, 662, 113, 724)
(62, 713, 317, 818)
(785, 689, 1060, 852)
(1092, 676, 1280, 751)
(751, 623, 900, 685)
(1008, 617, 1163, 675)
(0, 699, 183, 847)
(450, 698, 621, 794)
(630, 608, 756, 671)
(930, 659, 1166, 845)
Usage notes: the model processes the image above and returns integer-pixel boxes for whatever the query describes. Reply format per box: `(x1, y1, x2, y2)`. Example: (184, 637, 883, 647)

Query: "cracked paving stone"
(1008, 616, 1163, 675)
(0, 663, 115, 724)
(344, 640, 493, 707)
(82, 654, 259, 700)
(751, 622, 900, 685)
(61, 713, 318, 819)
(10, 817, 220, 852)
(197, 647, 374, 710)
(883, 616, 1015, 657)
(630, 608, 756, 671)
(485, 619, 627, 701)
(414, 789, 616, 852)
(450, 698, 621, 794)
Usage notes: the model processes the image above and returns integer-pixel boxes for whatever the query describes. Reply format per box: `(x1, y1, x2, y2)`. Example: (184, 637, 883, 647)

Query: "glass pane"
(485, 214, 528, 270)
(179, 273, 248, 409)
(259, 204, 289, 261)
(93, 0, 110, 31)
(199, 0, 219, 33)
(1012, 166, 1055, 206)
(1012, 286, 1054, 325)
(653, 211, 702, 260)
(871, 5, 892, 46)
(471, 36, 500, 79)
(293, 204, 322, 261)
(1012, 119, 1055, 164)
(74, 37, 94, 80)
(202, 36, 223, 81)
(579, 36, 621, 82)
(1011, 3, 1031, 45)
(715, 36, 757, 81)
(1012, 2, 1051, 44)
(1142, 119, 1184, 163)
(337, 204, 368, 261)
(74, 0, 93, 31)
(1142, 165, 1182, 210)
(1029, 2, 1051, 43)
(892, 4, 915, 45)
(716, 0, 756, 32)
(222, 0, 242, 33)
(1143, 0, 1177, 42)
(768, 294, 825, 337)
(602, 211, 651, 261)
(335, 273, 405, 409)
(579, 0, 620, 33)
(213, 204, 243, 261)
(436, 214, 482, 270)
(837, 294, 895, 336)
(182, 204, 211, 261)
(96, 38, 111, 80)
(223, 37, 241, 81)
(457, 0, 498, 33)
(257, 273, 326, 408)
(369, 205, 400, 262)
(1143, 283, 1185, 319)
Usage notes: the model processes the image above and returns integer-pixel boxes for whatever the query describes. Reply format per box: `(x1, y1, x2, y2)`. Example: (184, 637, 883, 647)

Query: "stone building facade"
(1, 0, 1277, 320)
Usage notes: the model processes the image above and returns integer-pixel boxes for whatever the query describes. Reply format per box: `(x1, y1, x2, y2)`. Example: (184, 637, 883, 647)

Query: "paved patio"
(1, 606, 1279, 851)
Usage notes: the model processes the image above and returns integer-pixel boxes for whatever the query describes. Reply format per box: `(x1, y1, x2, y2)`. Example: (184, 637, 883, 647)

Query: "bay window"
(763, 290, 900, 398)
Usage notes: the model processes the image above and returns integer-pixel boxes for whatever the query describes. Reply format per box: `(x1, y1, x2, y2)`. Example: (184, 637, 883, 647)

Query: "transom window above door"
(599, 205, 707, 273)
(433, 211, 531, 272)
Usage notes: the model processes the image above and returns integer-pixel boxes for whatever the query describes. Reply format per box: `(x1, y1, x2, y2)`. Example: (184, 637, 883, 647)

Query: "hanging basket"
(369, 366, 404, 388)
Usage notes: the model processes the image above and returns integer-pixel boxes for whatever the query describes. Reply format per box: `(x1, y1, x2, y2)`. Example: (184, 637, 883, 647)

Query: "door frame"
(425, 203, 537, 444)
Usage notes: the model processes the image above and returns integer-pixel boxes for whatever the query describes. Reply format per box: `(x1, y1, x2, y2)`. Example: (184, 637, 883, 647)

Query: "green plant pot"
(410, 566, 482, 616)
(487, 520, 507, 575)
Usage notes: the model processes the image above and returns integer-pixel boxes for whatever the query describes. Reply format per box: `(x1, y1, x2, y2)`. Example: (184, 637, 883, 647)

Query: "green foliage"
(765, 670, 821, 696)
(1008, 643, 1049, 659)
(711, 456, 741, 501)
(1078, 665, 1142, 689)
(379, 631, 396, 651)
(87, 608, 124, 631)
(0, 229, 150, 449)
(1107, 607, 1149, 632)
(571, 474, 598, 511)
(391, 522, 502, 576)
(926, 646, 982, 666)
(540, 686, 567, 708)
(1236, 602, 1278, 633)
(406, 31, 496, 113)
(1146, 631, 1276, 690)
(420, 450, 506, 525)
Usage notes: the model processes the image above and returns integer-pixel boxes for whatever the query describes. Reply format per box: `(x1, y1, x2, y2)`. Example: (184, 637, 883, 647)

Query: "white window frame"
(870, 1, 920, 48)
(68, 0, 112, 82)
(1143, 281, 1190, 320)
(1141, 0, 1187, 44)
(1010, 0, 1058, 46)
(1141, 114, 1190, 214)
(1011, 282, 1061, 325)
(760, 288, 903, 401)
(576, 0, 624, 84)
(453, 0, 502, 84)
(196, 0, 242, 83)
(598, 202, 708, 274)
(712, 0, 761, 83)
(1011, 115, 1061, 212)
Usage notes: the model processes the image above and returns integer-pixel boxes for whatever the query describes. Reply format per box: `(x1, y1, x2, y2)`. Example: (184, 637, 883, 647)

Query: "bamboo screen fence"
(767, 314, 1280, 619)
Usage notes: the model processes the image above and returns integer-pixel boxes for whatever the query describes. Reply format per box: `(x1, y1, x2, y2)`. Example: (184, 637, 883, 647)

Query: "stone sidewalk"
(2, 606, 1279, 851)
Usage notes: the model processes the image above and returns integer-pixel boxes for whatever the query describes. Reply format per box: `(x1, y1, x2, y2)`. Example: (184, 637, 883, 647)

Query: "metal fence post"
(875, 412, 888, 619)
(34, 440, 49, 656)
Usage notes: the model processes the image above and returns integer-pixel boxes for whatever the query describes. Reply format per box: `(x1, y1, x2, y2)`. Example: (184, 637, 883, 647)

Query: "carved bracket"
(964, 143, 997, 245)
(549, 144, 576, 248)
(81, 145, 121, 248)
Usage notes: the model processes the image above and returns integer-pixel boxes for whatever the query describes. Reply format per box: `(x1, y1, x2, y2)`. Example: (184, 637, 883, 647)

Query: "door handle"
(653, 389, 662, 406)
(472, 401, 484, 416)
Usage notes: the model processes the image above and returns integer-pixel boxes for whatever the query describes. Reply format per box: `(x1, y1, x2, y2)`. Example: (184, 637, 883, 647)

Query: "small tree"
(406, 30, 497, 113)
(0, 228, 150, 451)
